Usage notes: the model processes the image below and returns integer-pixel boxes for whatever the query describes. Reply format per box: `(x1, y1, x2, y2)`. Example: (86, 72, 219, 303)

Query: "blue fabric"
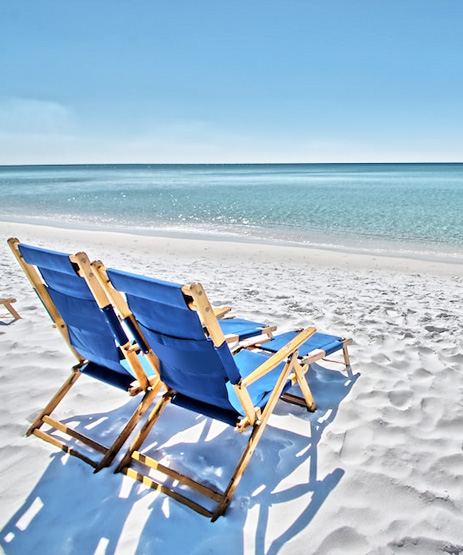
(172, 394, 239, 426)
(18, 243, 136, 388)
(137, 320, 236, 410)
(81, 362, 135, 390)
(107, 269, 206, 340)
(103, 305, 130, 347)
(123, 316, 151, 354)
(261, 331, 343, 357)
(219, 318, 267, 340)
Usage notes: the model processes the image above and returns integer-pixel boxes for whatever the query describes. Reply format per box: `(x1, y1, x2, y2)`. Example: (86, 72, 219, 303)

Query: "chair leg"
(94, 382, 163, 472)
(0, 298, 21, 320)
(212, 354, 296, 520)
(115, 391, 174, 474)
(343, 344, 351, 367)
(27, 367, 82, 436)
(293, 363, 316, 411)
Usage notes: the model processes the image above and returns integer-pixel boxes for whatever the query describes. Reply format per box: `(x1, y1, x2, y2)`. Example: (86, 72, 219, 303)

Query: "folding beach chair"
(7, 238, 163, 471)
(0, 297, 21, 320)
(91, 260, 318, 520)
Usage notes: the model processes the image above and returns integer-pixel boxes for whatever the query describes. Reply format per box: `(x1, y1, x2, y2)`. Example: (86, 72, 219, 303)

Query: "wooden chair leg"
(0, 298, 21, 320)
(212, 355, 296, 520)
(343, 344, 351, 367)
(27, 367, 82, 436)
(293, 363, 317, 412)
(115, 391, 174, 473)
(95, 382, 162, 472)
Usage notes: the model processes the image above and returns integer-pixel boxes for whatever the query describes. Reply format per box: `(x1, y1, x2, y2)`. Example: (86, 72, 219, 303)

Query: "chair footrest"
(124, 466, 215, 519)
(281, 393, 312, 409)
(132, 451, 223, 502)
(42, 415, 108, 454)
(33, 429, 99, 468)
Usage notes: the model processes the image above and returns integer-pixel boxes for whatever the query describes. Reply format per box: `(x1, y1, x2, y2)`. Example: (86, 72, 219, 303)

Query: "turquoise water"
(1, 163, 463, 260)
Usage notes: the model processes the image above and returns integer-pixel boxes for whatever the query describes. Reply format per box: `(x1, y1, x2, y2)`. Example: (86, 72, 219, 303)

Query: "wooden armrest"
(214, 306, 232, 318)
(240, 326, 316, 387)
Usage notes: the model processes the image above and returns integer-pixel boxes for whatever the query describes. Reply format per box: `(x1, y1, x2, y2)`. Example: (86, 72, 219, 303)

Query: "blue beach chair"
(8, 238, 163, 471)
(91, 260, 318, 520)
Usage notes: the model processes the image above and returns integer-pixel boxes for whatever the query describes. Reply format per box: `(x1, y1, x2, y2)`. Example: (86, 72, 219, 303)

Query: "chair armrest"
(214, 306, 232, 318)
(240, 326, 316, 387)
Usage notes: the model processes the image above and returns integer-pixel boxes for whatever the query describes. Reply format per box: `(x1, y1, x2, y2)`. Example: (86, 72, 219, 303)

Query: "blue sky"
(1, 0, 462, 164)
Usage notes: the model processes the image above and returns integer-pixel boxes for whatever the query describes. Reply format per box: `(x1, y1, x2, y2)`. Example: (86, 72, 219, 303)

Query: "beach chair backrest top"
(105, 267, 241, 410)
(17, 243, 132, 381)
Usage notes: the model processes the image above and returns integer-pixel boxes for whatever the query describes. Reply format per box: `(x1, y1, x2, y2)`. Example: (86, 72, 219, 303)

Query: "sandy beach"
(1, 220, 463, 554)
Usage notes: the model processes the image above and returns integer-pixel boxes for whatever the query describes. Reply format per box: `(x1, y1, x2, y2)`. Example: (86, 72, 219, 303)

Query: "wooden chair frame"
(0, 297, 21, 320)
(92, 260, 318, 520)
(8, 238, 162, 472)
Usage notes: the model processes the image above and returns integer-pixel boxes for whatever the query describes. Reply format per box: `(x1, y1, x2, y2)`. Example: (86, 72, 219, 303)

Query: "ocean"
(1, 163, 463, 262)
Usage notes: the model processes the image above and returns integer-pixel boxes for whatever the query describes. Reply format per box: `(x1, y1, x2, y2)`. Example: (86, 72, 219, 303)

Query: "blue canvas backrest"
(106, 268, 240, 409)
(18, 244, 129, 375)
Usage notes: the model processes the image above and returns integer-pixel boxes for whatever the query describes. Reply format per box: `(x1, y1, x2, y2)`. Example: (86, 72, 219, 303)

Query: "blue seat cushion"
(219, 318, 267, 340)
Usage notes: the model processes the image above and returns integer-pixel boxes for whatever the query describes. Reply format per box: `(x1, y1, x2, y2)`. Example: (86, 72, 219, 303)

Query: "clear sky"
(1, 0, 462, 164)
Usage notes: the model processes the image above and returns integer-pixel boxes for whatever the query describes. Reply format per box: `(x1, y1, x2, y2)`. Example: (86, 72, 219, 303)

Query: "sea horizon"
(2, 162, 463, 264)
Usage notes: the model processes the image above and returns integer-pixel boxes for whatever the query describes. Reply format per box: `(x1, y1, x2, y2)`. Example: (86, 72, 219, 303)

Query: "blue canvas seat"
(8, 238, 162, 471)
(218, 316, 276, 344)
(260, 330, 352, 367)
(93, 261, 318, 520)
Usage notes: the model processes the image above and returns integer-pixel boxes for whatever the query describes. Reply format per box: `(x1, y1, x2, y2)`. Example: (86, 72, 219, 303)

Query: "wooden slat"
(132, 451, 223, 502)
(123, 467, 214, 518)
(33, 429, 98, 468)
(281, 392, 311, 408)
(42, 416, 108, 454)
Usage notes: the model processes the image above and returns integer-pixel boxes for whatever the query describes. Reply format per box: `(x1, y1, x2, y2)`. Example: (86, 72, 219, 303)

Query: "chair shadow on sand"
(135, 362, 359, 554)
(0, 364, 358, 555)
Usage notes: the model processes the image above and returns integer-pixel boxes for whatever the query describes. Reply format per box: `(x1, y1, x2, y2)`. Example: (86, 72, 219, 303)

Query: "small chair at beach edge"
(7, 238, 164, 472)
(0, 297, 21, 320)
(91, 259, 321, 521)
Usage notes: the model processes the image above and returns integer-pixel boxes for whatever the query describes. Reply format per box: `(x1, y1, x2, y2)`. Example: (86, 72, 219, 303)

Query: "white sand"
(1, 221, 463, 554)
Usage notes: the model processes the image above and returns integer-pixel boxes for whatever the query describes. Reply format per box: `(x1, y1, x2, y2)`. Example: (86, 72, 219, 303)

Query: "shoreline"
(1, 220, 462, 278)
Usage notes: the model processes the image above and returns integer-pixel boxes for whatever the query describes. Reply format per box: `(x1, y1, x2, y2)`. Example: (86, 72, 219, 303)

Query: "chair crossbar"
(42, 415, 109, 455)
(132, 451, 224, 502)
(123, 467, 214, 519)
(280, 392, 312, 408)
(33, 429, 99, 468)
